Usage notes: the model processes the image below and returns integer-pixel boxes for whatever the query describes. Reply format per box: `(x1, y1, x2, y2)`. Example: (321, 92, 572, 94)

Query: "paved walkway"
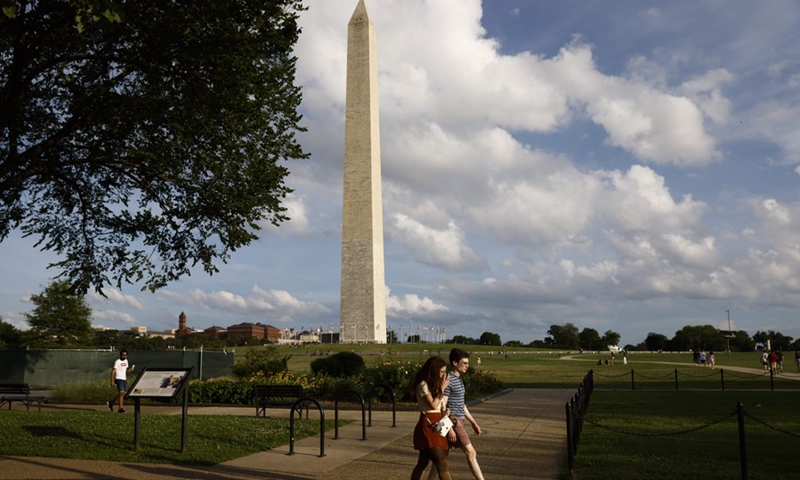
(0, 388, 575, 480)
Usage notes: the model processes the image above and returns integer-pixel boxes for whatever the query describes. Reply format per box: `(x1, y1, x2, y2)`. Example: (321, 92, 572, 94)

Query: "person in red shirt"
(768, 351, 778, 374)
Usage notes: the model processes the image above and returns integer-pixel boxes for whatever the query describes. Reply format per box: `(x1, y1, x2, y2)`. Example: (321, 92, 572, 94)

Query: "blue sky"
(3, 0, 800, 347)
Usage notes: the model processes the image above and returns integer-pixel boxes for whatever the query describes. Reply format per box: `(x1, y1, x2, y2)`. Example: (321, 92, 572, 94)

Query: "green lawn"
(0, 411, 339, 465)
(569, 390, 799, 480)
(259, 345, 798, 390)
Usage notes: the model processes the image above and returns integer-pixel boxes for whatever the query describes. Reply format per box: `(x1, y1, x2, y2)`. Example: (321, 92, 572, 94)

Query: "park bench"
(0, 383, 46, 411)
(253, 384, 307, 418)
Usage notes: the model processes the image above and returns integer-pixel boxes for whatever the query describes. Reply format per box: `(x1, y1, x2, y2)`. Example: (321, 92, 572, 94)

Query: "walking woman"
(411, 356, 452, 480)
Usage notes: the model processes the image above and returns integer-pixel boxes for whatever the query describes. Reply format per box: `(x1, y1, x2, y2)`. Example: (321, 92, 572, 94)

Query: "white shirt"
(113, 358, 129, 380)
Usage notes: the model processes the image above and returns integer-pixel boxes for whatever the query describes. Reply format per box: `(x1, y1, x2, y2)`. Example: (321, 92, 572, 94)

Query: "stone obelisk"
(340, 0, 386, 344)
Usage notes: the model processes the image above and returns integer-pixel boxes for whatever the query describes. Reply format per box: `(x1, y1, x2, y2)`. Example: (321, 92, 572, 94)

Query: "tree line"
(536, 322, 798, 352)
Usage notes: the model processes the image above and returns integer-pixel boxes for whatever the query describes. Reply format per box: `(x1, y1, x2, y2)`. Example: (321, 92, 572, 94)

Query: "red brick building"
(227, 322, 265, 338)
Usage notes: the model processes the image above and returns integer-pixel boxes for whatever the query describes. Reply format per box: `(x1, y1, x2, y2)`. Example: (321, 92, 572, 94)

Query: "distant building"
(130, 326, 147, 336)
(263, 325, 281, 343)
(149, 330, 176, 339)
(228, 322, 266, 339)
(204, 326, 227, 336)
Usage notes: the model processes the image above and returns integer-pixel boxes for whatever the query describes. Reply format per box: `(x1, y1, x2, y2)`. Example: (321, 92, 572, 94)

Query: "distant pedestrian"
(107, 350, 134, 413)
(776, 350, 783, 374)
(622, 349, 628, 365)
(708, 351, 716, 369)
(761, 351, 769, 373)
(768, 350, 778, 374)
(699, 351, 706, 367)
(795, 350, 800, 372)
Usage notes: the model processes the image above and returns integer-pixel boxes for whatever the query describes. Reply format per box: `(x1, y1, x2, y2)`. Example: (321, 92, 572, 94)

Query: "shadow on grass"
(23, 426, 83, 440)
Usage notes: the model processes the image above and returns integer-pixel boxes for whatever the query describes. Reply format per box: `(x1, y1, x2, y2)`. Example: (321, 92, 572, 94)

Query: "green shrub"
(188, 379, 254, 404)
(319, 375, 366, 400)
(232, 346, 290, 378)
(462, 367, 504, 399)
(310, 351, 365, 377)
(363, 359, 421, 401)
(310, 356, 342, 377)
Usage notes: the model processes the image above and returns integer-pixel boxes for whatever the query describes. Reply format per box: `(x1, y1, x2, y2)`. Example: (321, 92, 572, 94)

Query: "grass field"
(0, 412, 338, 465)
(571, 390, 799, 480)
(256, 344, 800, 390)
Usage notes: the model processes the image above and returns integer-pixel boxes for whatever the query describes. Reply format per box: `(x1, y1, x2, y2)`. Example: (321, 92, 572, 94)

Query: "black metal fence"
(574, 399, 799, 480)
(565, 369, 594, 478)
(592, 367, 800, 391)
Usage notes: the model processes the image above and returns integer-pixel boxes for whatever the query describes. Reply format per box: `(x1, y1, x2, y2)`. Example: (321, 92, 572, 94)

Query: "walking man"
(107, 350, 134, 413)
(427, 348, 485, 480)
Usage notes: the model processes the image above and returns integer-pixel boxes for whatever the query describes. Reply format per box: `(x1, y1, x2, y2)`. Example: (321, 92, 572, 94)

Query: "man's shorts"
(448, 416, 472, 448)
(115, 379, 128, 393)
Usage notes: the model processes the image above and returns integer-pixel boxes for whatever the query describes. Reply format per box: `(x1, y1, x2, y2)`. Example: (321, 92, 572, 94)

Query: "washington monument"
(339, 0, 386, 344)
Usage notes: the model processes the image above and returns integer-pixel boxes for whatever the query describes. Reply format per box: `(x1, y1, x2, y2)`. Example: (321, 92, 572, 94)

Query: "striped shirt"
(443, 372, 466, 418)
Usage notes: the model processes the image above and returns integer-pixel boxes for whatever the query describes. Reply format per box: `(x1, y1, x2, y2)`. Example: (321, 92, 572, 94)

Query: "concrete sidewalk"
(0, 388, 575, 480)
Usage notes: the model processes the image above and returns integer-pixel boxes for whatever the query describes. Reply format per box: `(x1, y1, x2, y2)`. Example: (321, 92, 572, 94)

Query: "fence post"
(674, 368, 679, 390)
(630, 369, 635, 391)
(565, 401, 575, 478)
(720, 368, 725, 391)
(769, 368, 774, 391)
(736, 402, 747, 480)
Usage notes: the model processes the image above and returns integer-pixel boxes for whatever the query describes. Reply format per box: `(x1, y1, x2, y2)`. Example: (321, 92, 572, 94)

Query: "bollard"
(736, 402, 747, 480)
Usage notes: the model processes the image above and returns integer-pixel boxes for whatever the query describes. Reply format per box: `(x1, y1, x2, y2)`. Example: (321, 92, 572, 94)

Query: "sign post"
(127, 367, 194, 452)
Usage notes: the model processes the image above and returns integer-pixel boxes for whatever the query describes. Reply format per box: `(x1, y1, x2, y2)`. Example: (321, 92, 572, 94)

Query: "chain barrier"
(571, 368, 799, 480)
(592, 370, 630, 378)
(742, 409, 800, 439)
(579, 410, 737, 437)
(677, 370, 719, 379)
(632, 370, 674, 379)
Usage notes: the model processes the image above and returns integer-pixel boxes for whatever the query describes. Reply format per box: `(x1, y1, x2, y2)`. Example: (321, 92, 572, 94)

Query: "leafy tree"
(752, 330, 793, 351)
(504, 340, 522, 347)
(1, 0, 308, 293)
(0, 317, 22, 349)
(671, 325, 726, 351)
(479, 331, 502, 346)
(726, 330, 755, 352)
(643, 332, 669, 351)
(24, 280, 94, 347)
(527, 339, 547, 348)
(546, 323, 580, 349)
(601, 330, 621, 348)
(578, 328, 603, 350)
(450, 335, 476, 345)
